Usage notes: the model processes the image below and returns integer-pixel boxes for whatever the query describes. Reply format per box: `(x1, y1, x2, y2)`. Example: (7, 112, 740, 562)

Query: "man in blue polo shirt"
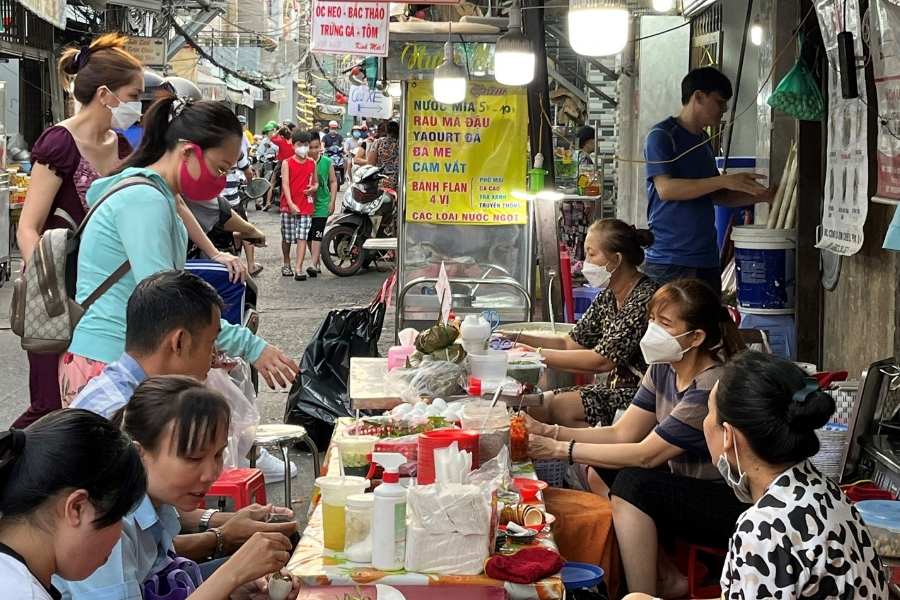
(644, 67, 770, 292)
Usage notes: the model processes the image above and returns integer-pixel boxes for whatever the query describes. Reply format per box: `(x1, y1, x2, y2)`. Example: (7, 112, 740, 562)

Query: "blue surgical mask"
(716, 430, 753, 503)
(353, 131, 361, 139)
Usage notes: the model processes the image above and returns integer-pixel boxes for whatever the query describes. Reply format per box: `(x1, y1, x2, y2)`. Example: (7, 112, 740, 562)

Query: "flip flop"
(250, 264, 264, 277)
(294, 273, 307, 281)
(306, 267, 318, 278)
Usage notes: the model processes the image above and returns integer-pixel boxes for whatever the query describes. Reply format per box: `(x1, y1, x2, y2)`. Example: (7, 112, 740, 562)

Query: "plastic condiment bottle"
(460, 314, 491, 353)
(371, 452, 408, 571)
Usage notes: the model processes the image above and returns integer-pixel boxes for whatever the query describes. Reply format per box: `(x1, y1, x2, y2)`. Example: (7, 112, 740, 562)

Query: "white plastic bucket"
(732, 225, 796, 315)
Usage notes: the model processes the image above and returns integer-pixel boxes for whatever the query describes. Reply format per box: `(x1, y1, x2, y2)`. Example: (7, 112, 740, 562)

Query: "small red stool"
(687, 544, 727, 598)
(206, 468, 267, 511)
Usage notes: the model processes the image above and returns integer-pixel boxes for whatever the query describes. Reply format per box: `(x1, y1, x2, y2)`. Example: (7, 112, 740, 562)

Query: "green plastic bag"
(767, 56, 826, 121)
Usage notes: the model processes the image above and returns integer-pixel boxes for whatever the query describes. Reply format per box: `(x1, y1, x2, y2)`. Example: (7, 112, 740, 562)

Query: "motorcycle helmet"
(344, 165, 386, 214)
(262, 120, 278, 134)
(161, 76, 202, 102)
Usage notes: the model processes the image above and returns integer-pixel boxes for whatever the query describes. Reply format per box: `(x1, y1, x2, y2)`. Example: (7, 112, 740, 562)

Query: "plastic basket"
(534, 459, 568, 488)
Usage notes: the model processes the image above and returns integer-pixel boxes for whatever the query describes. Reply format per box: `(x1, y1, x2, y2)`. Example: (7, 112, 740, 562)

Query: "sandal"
(306, 267, 318, 278)
(281, 265, 294, 277)
(294, 273, 307, 281)
(250, 264, 264, 277)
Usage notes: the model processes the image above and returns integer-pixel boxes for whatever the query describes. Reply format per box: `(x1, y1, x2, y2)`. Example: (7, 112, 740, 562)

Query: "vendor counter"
(287, 419, 571, 600)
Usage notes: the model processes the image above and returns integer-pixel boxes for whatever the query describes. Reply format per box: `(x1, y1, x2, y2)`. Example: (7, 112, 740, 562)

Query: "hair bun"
(632, 227, 655, 248)
(786, 390, 835, 432)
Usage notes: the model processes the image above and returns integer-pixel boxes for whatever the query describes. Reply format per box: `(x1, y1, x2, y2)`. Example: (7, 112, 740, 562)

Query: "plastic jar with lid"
(344, 493, 375, 563)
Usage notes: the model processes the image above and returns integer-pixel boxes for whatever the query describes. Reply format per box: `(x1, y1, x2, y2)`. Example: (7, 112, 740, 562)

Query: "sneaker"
(255, 448, 298, 483)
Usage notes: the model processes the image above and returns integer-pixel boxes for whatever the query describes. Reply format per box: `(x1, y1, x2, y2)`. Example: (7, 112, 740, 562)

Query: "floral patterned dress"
(563, 276, 658, 426)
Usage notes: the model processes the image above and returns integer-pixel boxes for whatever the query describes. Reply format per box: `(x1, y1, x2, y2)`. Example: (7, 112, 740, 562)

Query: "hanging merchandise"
(814, 0, 868, 257)
(767, 35, 826, 121)
(872, 0, 900, 201)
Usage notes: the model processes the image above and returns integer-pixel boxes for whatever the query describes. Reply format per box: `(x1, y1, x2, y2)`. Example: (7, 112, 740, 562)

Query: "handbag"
(140, 553, 203, 600)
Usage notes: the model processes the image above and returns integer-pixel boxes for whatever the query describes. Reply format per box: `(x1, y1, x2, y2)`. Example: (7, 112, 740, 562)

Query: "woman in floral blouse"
(512, 219, 658, 428)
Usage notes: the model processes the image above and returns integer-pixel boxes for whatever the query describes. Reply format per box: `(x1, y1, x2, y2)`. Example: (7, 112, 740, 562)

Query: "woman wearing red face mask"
(60, 96, 299, 405)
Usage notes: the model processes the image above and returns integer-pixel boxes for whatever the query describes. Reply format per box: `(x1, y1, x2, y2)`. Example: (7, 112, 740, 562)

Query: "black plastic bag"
(284, 275, 393, 449)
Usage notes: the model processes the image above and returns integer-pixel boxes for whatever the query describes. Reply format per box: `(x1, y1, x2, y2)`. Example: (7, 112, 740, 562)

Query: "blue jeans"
(643, 262, 721, 294)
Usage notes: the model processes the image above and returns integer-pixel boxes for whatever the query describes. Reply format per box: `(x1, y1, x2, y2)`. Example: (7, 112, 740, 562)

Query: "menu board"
(403, 80, 528, 226)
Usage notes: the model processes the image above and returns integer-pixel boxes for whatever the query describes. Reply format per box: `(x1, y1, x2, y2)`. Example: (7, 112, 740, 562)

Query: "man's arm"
(653, 172, 768, 203)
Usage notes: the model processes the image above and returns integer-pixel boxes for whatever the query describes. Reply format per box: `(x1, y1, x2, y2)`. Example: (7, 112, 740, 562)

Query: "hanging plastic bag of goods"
(768, 46, 826, 121)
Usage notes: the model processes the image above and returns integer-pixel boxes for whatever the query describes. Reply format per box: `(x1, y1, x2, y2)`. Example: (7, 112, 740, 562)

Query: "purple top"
(30, 126, 132, 231)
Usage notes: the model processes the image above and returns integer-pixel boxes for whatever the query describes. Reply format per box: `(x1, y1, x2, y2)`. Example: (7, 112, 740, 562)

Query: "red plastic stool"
(206, 468, 267, 511)
(687, 544, 727, 598)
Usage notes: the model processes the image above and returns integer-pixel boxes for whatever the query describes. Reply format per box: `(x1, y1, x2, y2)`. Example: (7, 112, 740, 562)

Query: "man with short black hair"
(643, 67, 771, 291)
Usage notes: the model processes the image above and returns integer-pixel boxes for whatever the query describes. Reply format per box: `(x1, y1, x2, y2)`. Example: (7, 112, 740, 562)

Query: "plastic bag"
(206, 365, 259, 468)
(467, 445, 511, 492)
(384, 360, 467, 402)
(768, 57, 825, 121)
(284, 275, 392, 449)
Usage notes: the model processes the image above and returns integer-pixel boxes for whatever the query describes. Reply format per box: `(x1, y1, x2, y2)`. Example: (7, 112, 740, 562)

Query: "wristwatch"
(198, 508, 219, 532)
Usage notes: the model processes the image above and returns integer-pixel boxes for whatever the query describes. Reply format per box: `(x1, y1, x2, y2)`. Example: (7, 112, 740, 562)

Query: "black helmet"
(142, 70, 165, 100)
(161, 76, 202, 102)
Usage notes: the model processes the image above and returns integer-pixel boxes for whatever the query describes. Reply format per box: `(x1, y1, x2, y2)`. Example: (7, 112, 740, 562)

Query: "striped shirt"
(222, 138, 251, 207)
(632, 363, 723, 480)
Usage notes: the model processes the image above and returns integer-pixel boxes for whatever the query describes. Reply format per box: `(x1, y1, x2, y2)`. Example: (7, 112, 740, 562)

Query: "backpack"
(10, 175, 166, 353)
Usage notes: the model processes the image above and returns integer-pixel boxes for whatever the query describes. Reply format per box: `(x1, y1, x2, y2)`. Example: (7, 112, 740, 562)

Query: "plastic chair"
(207, 468, 267, 511)
(250, 424, 319, 510)
(687, 543, 727, 598)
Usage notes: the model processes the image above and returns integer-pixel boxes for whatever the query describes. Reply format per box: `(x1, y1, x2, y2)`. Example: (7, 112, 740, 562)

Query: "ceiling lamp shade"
(494, 1, 534, 86)
(652, 0, 675, 12)
(567, 0, 630, 57)
(433, 41, 468, 104)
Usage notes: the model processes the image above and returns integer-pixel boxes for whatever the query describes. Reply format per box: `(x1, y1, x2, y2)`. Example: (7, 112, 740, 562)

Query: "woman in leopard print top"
(512, 219, 658, 428)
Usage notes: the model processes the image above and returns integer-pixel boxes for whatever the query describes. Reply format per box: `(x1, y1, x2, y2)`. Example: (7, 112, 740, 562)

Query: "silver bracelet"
(198, 508, 219, 532)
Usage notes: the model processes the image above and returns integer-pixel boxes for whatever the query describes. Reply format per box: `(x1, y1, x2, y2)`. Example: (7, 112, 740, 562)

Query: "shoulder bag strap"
(53, 208, 78, 230)
(78, 175, 168, 310)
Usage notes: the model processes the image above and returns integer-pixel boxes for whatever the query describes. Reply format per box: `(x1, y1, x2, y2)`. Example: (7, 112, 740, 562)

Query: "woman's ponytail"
(116, 96, 242, 173)
(718, 306, 745, 360)
(0, 428, 26, 472)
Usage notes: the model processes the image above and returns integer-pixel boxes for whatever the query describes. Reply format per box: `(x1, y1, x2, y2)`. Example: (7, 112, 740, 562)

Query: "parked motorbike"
(321, 165, 396, 277)
(326, 144, 345, 188)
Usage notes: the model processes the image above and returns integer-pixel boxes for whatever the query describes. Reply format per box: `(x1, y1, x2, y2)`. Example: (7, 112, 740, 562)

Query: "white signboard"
(311, 0, 390, 57)
(815, 0, 869, 256)
(125, 37, 167, 68)
(19, 0, 65, 28)
(348, 85, 393, 119)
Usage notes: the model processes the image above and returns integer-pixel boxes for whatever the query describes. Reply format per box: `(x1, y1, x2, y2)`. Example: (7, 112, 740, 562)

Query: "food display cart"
(389, 36, 535, 334)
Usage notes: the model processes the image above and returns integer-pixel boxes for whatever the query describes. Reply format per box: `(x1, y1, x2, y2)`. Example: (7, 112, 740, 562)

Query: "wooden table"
(288, 418, 565, 600)
(348, 357, 545, 411)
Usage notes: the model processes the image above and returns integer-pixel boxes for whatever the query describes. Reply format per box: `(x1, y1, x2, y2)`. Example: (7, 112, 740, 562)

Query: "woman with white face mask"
(13, 34, 143, 430)
(626, 352, 887, 600)
(509, 219, 658, 428)
(526, 278, 747, 598)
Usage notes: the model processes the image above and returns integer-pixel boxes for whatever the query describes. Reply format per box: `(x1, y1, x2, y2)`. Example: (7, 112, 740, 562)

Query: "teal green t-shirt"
(314, 155, 333, 217)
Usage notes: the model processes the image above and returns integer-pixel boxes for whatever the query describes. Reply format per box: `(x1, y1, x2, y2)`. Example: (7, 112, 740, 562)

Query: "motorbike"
(321, 165, 396, 277)
(326, 144, 345, 188)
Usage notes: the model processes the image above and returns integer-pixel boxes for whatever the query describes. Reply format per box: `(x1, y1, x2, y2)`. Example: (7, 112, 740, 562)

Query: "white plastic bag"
(206, 363, 260, 468)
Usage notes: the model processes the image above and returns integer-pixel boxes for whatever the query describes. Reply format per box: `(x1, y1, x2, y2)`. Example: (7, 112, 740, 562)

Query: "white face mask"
(104, 89, 141, 130)
(295, 145, 309, 158)
(639, 322, 695, 364)
(716, 430, 753, 503)
(582, 262, 613, 288)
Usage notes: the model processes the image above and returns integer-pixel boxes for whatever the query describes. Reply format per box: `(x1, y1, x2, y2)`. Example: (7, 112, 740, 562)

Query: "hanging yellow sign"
(404, 80, 528, 225)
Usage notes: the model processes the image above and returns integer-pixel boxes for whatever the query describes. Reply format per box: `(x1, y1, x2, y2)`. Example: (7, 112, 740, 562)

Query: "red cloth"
(484, 547, 563, 584)
(281, 156, 316, 215)
(273, 135, 293, 160)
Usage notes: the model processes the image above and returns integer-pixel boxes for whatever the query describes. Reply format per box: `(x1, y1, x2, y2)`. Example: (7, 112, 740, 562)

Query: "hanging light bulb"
(494, 0, 535, 86)
(749, 23, 764, 46)
(387, 81, 402, 97)
(433, 35, 467, 104)
(652, 0, 675, 12)
(568, 0, 630, 57)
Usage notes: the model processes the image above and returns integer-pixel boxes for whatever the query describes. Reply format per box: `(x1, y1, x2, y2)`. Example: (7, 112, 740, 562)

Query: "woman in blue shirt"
(57, 375, 297, 599)
(0, 410, 146, 600)
(60, 95, 298, 405)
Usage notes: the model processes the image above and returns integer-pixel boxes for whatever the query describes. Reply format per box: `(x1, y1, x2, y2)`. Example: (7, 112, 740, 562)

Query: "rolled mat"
(543, 488, 620, 597)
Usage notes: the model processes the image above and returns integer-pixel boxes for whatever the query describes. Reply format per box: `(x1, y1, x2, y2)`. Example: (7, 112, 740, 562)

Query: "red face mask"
(179, 143, 227, 202)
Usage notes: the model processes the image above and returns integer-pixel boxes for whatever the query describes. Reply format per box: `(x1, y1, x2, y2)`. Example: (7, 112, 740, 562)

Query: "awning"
(18, 0, 66, 28)
(196, 70, 227, 102)
(225, 76, 255, 108)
